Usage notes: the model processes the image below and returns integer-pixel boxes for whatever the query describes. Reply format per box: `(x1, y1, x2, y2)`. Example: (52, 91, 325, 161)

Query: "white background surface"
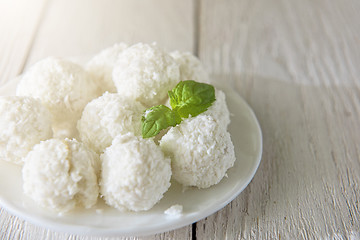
(0, 0, 360, 239)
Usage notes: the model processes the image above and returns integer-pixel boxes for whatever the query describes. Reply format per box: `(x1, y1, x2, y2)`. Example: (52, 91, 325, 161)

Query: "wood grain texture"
(0, 217, 192, 240)
(197, 0, 360, 239)
(26, 0, 195, 67)
(0, 0, 47, 84)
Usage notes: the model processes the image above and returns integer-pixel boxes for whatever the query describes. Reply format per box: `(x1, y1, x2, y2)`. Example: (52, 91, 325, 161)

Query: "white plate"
(0, 76, 262, 236)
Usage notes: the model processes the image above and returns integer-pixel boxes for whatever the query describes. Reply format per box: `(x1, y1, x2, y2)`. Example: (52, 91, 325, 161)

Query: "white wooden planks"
(26, 0, 195, 67)
(197, 0, 360, 239)
(0, 0, 47, 84)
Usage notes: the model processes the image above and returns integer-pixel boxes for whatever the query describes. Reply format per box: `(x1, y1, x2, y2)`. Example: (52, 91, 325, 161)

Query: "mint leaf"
(168, 80, 215, 118)
(141, 80, 217, 139)
(141, 105, 182, 138)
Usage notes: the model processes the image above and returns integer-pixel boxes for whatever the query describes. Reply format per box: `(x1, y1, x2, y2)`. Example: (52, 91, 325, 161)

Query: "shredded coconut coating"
(170, 51, 210, 83)
(112, 43, 180, 107)
(0, 96, 52, 165)
(22, 138, 100, 212)
(77, 92, 146, 153)
(100, 133, 172, 212)
(86, 43, 128, 93)
(200, 89, 231, 129)
(160, 115, 235, 188)
(16, 57, 101, 137)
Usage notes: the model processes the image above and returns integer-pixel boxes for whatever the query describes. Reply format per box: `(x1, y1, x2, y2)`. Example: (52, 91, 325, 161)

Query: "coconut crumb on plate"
(164, 204, 183, 216)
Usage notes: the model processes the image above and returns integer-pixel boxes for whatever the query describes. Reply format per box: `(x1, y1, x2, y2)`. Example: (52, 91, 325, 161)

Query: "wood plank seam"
(193, 0, 201, 57)
(18, 0, 50, 75)
(192, 0, 201, 238)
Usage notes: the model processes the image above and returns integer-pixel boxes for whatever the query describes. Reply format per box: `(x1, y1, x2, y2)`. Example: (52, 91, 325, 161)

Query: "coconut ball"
(170, 51, 210, 83)
(77, 92, 146, 154)
(100, 133, 171, 212)
(112, 43, 180, 107)
(16, 57, 101, 137)
(0, 96, 52, 165)
(22, 138, 100, 212)
(160, 115, 235, 188)
(86, 43, 128, 93)
(200, 89, 231, 129)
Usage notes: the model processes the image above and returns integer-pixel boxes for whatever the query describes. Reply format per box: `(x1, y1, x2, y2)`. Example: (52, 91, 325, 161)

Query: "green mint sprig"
(141, 105, 182, 138)
(142, 80, 215, 138)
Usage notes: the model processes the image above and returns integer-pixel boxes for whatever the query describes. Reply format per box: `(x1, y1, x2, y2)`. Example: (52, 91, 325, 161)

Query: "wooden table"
(1, 0, 359, 239)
